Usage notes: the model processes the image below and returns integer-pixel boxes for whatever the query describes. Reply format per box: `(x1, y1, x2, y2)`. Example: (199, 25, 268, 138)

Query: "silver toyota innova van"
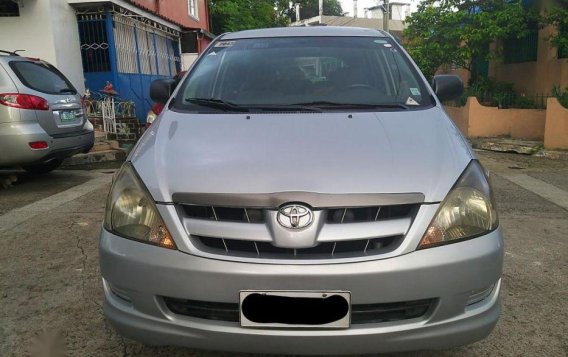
(100, 27, 503, 354)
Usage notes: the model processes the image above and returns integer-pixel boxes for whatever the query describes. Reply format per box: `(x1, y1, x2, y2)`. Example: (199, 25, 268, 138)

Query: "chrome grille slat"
(193, 236, 403, 260)
(364, 239, 370, 253)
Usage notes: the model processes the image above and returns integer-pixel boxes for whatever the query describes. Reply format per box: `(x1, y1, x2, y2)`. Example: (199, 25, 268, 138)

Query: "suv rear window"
(9, 61, 77, 95)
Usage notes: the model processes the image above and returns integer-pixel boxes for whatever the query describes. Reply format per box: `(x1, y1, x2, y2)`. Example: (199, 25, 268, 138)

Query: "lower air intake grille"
(193, 235, 402, 259)
(163, 297, 435, 324)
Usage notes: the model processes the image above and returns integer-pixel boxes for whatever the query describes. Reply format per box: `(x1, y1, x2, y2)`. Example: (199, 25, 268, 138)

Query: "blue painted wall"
(80, 13, 180, 123)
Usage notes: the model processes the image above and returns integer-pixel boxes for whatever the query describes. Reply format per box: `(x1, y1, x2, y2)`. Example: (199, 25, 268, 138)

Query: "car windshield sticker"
(406, 97, 420, 106)
(410, 88, 421, 96)
(215, 41, 235, 48)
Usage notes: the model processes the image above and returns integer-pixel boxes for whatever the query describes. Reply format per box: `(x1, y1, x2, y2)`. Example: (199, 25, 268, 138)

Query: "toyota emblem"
(277, 204, 313, 229)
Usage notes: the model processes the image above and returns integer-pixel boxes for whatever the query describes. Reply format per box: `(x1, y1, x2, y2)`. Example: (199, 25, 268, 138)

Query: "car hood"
(130, 107, 473, 203)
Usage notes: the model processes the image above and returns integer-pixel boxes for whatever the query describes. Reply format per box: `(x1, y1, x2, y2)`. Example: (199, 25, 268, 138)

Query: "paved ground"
(1, 151, 567, 357)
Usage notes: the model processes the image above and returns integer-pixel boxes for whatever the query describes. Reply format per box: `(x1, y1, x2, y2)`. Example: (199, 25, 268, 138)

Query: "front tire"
(23, 159, 62, 174)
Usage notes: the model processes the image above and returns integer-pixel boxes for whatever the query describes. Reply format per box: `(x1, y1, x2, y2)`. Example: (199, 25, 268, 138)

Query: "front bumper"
(100, 228, 504, 354)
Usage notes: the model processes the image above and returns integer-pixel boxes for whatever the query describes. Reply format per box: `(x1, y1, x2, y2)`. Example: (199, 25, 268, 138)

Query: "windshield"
(173, 36, 432, 112)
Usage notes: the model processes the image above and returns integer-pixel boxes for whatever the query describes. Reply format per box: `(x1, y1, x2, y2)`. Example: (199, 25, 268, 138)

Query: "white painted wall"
(0, 0, 85, 93)
(50, 0, 85, 94)
(181, 53, 198, 71)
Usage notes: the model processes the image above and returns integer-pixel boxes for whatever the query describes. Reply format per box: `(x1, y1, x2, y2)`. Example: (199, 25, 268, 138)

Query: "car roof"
(221, 26, 388, 40)
(0, 52, 34, 65)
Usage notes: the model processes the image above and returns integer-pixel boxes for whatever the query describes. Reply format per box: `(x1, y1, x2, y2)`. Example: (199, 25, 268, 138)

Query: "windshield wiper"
(186, 98, 323, 113)
(244, 104, 323, 113)
(59, 88, 76, 94)
(186, 97, 249, 112)
(292, 101, 409, 110)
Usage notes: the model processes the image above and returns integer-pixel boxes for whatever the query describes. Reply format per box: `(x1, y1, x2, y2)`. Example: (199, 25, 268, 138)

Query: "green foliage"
(543, 0, 568, 58)
(552, 85, 568, 108)
(404, 0, 539, 80)
(209, 0, 343, 35)
(452, 77, 544, 109)
(209, 0, 289, 34)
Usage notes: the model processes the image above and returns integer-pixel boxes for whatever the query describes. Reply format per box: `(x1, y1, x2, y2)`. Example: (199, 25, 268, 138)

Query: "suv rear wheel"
(23, 159, 62, 174)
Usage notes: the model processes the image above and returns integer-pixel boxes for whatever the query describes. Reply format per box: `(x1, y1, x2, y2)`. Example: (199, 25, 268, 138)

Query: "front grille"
(183, 205, 265, 223)
(180, 202, 420, 261)
(326, 204, 416, 224)
(193, 235, 402, 259)
(163, 297, 435, 325)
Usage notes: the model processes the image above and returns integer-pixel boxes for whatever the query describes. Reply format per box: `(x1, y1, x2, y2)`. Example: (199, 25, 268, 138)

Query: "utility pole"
(353, 0, 358, 18)
(382, 0, 389, 33)
(295, 2, 301, 21)
(319, 0, 323, 17)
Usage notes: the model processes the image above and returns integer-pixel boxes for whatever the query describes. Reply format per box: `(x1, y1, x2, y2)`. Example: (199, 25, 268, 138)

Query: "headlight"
(418, 160, 498, 249)
(103, 163, 176, 250)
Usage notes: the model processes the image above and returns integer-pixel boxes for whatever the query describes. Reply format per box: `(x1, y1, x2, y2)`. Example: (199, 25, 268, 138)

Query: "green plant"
(552, 85, 568, 109)
(456, 77, 542, 109)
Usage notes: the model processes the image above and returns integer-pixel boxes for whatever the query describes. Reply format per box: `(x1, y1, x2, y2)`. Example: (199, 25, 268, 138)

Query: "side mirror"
(432, 75, 464, 102)
(150, 79, 177, 104)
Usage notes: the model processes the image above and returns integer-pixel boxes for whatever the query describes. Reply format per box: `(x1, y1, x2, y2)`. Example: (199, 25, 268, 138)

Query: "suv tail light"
(0, 93, 50, 111)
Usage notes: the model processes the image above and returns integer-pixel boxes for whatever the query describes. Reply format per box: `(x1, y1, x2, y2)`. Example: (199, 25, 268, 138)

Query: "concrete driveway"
(1, 151, 567, 357)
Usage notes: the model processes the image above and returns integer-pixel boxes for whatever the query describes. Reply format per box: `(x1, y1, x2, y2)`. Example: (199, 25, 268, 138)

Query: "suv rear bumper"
(0, 121, 93, 166)
(100, 228, 504, 354)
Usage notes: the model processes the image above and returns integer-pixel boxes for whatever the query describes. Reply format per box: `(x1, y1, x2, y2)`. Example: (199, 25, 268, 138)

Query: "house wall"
(0, 0, 85, 93)
(544, 97, 568, 149)
(489, 26, 568, 95)
(127, 0, 209, 31)
(367, 5, 408, 20)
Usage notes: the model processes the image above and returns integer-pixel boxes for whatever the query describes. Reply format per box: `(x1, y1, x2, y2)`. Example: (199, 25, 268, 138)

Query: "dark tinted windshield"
(174, 36, 432, 112)
(9, 61, 77, 95)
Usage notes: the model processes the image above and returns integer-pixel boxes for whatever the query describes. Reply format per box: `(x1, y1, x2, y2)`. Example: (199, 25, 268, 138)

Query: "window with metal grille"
(558, 26, 568, 59)
(503, 23, 539, 64)
(188, 0, 198, 18)
(559, 46, 568, 59)
(78, 14, 111, 72)
(0, 1, 19, 17)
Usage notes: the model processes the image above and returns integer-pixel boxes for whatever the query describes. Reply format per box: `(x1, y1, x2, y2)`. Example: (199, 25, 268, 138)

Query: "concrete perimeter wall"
(544, 98, 568, 150)
(443, 97, 568, 149)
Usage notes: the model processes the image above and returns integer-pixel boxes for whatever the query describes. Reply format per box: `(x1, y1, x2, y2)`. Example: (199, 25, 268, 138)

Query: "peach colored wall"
(444, 97, 546, 140)
(544, 98, 568, 149)
(444, 105, 469, 136)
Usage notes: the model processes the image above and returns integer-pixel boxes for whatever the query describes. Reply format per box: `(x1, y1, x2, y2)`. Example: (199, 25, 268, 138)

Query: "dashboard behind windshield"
(173, 36, 433, 112)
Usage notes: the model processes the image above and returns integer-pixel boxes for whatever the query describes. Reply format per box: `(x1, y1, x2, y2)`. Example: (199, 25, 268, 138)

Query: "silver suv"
(0, 51, 94, 173)
(100, 27, 503, 354)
